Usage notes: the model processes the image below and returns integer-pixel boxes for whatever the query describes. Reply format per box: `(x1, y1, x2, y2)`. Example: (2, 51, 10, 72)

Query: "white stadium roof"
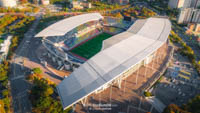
(35, 13, 103, 37)
(57, 17, 171, 110)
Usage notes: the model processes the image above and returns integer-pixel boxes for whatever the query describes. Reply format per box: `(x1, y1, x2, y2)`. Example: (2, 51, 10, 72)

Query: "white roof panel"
(35, 13, 103, 37)
(137, 18, 165, 40)
(57, 17, 171, 110)
(57, 62, 105, 108)
(92, 34, 155, 75)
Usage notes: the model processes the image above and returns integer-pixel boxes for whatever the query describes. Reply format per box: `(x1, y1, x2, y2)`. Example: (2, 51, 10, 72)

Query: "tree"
(183, 94, 200, 113)
(2, 97, 10, 111)
(2, 90, 9, 98)
(163, 104, 190, 113)
(32, 68, 42, 75)
(115, 12, 123, 18)
(144, 91, 152, 97)
(43, 86, 54, 96)
(36, 97, 52, 110)
(0, 62, 9, 81)
(10, 36, 19, 49)
(30, 78, 71, 113)
(198, 61, 200, 65)
(0, 100, 6, 113)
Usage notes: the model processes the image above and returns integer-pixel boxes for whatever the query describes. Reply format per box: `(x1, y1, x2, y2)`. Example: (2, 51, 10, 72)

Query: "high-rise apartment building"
(168, 0, 200, 9)
(191, 0, 200, 8)
(168, 0, 188, 9)
(177, 8, 193, 23)
(191, 9, 200, 22)
(186, 23, 200, 35)
(177, 8, 200, 24)
(70, 0, 92, 9)
(183, 0, 192, 8)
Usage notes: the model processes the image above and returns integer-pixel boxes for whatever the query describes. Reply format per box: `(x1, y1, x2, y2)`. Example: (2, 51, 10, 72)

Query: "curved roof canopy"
(35, 13, 103, 37)
(57, 17, 171, 110)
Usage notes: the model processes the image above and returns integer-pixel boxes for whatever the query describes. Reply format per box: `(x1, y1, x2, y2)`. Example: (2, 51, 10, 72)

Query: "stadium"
(35, 13, 172, 112)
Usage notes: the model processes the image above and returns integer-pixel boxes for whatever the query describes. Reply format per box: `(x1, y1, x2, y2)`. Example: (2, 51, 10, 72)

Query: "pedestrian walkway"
(146, 97, 165, 113)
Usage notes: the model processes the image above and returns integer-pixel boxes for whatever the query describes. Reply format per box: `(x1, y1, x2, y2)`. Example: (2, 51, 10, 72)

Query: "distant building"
(177, 8, 193, 24)
(177, 8, 200, 24)
(168, 0, 196, 9)
(0, 36, 12, 63)
(191, 0, 200, 8)
(168, 0, 200, 9)
(196, 36, 200, 47)
(191, 9, 200, 22)
(71, 0, 92, 9)
(108, 0, 129, 5)
(168, 0, 186, 9)
(0, 0, 17, 7)
(186, 23, 200, 35)
(183, 0, 192, 8)
(41, 0, 49, 5)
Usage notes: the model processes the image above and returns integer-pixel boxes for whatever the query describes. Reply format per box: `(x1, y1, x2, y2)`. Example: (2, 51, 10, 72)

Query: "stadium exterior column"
(72, 104, 76, 113)
(154, 51, 159, 64)
(118, 77, 122, 89)
(151, 56, 154, 70)
(162, 44, 166, 59)
(136, 65, 140, 85)
(81, 100, 84, 106)
(99, 91, 101, 104)
(157, 48, 162, 64)
(159, 53, 162, 64)
(81, 99, 84, 107)
(165, 45, 168, 57)
(85, 97, 87, 106)
(81, 97, 87, 107)
(165, 42, 168, 52)
(160, 53, 164, 62)
(110, 84, 112, 104)
(144, 64, 147, 78)
(123, 78, 126, 94)
(156, 55, 159, 65)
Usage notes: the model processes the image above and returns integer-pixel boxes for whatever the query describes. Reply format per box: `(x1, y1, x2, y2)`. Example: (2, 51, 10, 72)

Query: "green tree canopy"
(0, 100, 6, 113)
(32, 68, 42, 74)
(163, 104, 190, 113)
(183, 94, 200, 113)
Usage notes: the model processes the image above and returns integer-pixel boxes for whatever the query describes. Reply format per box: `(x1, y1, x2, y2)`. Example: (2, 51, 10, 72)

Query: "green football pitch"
(70, 33, 112, 59)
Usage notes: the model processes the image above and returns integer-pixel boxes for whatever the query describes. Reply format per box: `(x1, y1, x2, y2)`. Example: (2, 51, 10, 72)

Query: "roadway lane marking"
(11, 75, 24, 81)
(13, 90, 28, 99)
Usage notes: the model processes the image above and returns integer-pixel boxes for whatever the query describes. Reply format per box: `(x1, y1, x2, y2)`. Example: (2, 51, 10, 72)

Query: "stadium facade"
(35, 13, 171, 110)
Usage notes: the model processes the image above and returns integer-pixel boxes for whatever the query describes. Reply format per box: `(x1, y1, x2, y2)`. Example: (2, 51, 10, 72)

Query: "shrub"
(144, 91, 152, 97)
(2, 90, 9, 98)
(163, 104, 189, 113)
(0, 100, 6, 113)
(32, 68, 42, 75)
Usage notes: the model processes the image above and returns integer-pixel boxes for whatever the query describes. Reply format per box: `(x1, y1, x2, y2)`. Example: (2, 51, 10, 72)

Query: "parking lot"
(152, 49, 200, 106)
